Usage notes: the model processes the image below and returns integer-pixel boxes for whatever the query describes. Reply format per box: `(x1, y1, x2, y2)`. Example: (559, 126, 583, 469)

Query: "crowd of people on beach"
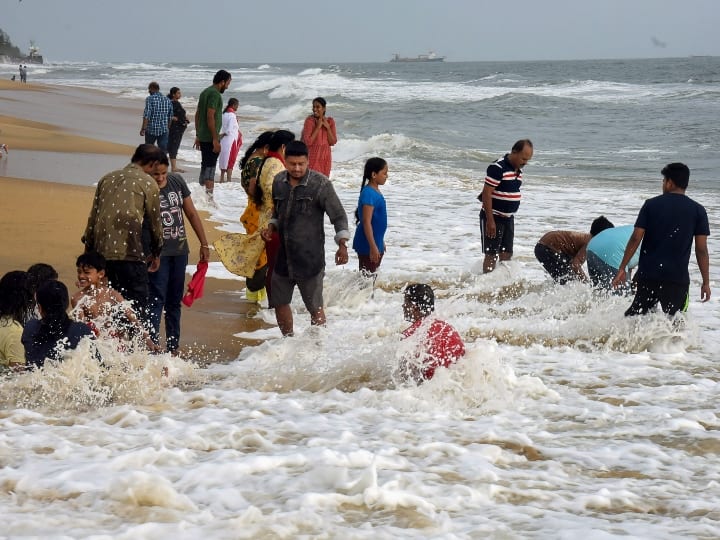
(0, 69, 712, 383)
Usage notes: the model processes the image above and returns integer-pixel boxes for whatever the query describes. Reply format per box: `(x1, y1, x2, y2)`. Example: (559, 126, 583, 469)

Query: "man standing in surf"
(261, 140, 350, 336)
(612, 162, 711, 316)
(193, 69, 232, 198)
(479, 139, 534, 273)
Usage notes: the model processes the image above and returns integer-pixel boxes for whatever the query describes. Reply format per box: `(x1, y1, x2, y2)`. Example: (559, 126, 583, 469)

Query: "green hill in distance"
(0, 28, 23, 58)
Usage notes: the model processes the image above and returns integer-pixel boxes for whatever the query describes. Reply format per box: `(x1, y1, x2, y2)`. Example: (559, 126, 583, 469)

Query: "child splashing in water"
(71, 251, 159, 352)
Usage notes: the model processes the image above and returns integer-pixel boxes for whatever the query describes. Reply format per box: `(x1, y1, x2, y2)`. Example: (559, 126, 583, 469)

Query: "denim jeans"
(148, 253, 188, 352)
(145, 131, 169, 154)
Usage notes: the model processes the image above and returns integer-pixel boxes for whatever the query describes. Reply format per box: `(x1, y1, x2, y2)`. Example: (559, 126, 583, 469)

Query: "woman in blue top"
(352, 157, 388, 274)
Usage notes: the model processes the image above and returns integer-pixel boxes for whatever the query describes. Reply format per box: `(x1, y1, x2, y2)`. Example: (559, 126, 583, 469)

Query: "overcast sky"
(2, 0, 718, 63)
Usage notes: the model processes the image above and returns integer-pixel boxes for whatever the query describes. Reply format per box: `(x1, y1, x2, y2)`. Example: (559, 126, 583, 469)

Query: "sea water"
(0, 58, 719, 538)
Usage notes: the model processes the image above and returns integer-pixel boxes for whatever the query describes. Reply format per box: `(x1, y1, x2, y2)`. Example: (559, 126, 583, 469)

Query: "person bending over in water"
(71, 251, 159, 351)
(22, 280, 94, 369)
(401, 283, 465, 383)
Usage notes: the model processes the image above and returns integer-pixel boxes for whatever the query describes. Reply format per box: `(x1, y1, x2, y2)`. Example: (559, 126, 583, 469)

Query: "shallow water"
(1, 58, 719, 537)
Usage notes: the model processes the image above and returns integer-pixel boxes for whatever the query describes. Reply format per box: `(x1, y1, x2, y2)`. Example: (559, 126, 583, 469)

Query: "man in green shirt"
(194, 69, 232, 197)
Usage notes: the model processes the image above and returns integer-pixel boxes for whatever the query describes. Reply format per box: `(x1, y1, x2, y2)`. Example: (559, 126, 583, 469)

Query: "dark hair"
(76, 251, 107, 272)
(268, 129, 295, 152)
(27, 263, 58, 296)
(240, 131, 274, 171)
(590, 216, 614, 237)
(253, 130, 296, 207)
(355, 157, 388, 224)
(167, 86, 180, 99)
(285, 140, 308, 158)
(511, 139, 533, 153)
(0, 271, 32, 325)
(661, 162, 690, 189)
(313, 97, 327, 108)
(213, 69, 232, 84)
(131, 144, 164, 166)
(224, 98, 239, 113)
(34, 280, 72, 345)
(404, 284, 435, 317)
(148, 81, 160, 92)
(156, 154, 170, 167)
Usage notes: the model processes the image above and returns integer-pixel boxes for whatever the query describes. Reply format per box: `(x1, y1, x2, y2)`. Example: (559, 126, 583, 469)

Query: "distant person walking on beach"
(140, 82, 173, 153)
(18, 65, 26, 83)
(352, 157, 388, 275)
(612, 162, 711, 316)
(82, 144, 165, 320)
(261, 140, 350, 336)
(144, 155, 211, 354)
(167, 87, 190, 173)
(301, 97, 337, 177)
(0, 143, 8, 158)
(479, 139, 534, 273)
(218, 98, 242, 183)
(534, 217, 613, 284)
(194, 69, 232, 197)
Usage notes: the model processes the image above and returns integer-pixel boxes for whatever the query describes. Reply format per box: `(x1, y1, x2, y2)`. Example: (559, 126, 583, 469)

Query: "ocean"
(1, 58, 719, 538)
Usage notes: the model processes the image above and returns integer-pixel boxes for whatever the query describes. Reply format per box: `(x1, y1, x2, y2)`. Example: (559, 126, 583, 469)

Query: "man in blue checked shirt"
(140, 82, 173, 154)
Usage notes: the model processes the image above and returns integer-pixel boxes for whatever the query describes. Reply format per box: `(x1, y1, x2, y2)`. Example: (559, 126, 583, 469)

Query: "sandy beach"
(0, 79, 254, 361)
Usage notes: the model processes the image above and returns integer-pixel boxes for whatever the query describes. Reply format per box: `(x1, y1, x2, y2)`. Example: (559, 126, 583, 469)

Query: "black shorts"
(199, 141, 219, 169)
(534, 243, 573, 284)
(105, 260, 150, 320)
(625, 279, 689, 317)
(480, 210, 514, 256)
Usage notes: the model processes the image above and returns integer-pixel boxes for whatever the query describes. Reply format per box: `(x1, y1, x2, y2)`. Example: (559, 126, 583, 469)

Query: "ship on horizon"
(390, 51, 445, 63)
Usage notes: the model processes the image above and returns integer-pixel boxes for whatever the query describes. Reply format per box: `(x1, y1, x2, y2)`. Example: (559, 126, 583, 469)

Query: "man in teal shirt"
(193, 69, 231, 197)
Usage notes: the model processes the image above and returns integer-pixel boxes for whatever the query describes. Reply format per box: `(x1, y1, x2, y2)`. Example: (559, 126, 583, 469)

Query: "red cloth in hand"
(182, 261, 208, 307)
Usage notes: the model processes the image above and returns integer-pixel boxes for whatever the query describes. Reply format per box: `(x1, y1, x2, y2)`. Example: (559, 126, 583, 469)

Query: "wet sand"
(0, 80, 256, 361)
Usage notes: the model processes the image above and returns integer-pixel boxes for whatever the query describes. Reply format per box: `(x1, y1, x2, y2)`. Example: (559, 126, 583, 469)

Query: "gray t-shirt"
(143, 173, 191, 257)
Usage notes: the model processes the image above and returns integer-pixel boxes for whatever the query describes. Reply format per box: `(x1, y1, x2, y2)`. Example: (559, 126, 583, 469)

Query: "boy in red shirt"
(401, 283, 465, 382)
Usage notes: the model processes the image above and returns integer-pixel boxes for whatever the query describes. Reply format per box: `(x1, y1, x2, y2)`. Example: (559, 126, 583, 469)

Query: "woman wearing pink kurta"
(301, 97, 337, 177)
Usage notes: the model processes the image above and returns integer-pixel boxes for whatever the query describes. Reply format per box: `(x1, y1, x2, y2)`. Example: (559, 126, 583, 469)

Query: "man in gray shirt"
(261, 140, 350, 336)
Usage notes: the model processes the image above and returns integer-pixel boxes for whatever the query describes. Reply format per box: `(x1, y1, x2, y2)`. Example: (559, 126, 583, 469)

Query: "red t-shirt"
(402, 318, 465, 380)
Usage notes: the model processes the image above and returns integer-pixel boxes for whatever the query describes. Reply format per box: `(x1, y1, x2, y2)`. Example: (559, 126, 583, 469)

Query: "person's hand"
(485, 217, 497, 238)
(369, 245, 380, 263)
(139, 128, 145, 137)
(193, 137, 200, 150)
(212, 139, 220, 153)
(147, 256, 161, 273)
(335, 243, 348, 265)
(199, 245, 210, 262)
(261, 226, 275, 242)
(700, 282, 711, 302)
(611, 268, 626, 288)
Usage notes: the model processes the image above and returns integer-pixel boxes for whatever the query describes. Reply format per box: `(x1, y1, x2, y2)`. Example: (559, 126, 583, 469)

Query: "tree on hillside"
(0, 29, 23, 58)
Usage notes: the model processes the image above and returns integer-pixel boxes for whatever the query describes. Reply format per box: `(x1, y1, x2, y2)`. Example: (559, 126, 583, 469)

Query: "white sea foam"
(2, 59, 719, 537)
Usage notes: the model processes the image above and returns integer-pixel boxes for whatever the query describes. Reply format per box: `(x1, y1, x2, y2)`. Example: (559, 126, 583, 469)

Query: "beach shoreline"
(0, 80, 255, 361)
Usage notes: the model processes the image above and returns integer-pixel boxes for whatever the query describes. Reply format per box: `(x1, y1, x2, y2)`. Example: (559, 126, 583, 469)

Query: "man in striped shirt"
(479, 139, 534, 273)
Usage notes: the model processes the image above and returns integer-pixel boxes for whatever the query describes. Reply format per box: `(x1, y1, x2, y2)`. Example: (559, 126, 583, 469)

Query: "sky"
(1, 0, 719, 63)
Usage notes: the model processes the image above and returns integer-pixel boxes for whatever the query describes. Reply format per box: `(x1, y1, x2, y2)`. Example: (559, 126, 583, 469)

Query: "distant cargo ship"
(24, 42, 43, 64)
(390, 51, 445, 63)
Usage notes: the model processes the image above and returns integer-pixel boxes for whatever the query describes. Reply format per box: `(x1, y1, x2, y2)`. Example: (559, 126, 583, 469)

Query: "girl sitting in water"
(22, 280, 94, 368)
(352, 157, 389, 275)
